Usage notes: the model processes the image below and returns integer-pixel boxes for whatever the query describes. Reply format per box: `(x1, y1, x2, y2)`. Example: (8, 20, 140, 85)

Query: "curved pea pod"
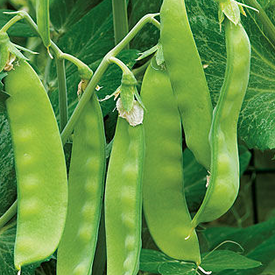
(105, 117, 144, 275)
(57, 94, 106, 275)
(36, 0, 51, 48)
(4, 60, 68, 270)
(160, 0, 213, 170)
(191, 19, 251, 229)
(141, 57, 201, 265)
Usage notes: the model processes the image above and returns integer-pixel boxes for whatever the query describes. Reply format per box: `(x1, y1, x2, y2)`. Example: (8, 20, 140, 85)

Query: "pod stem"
(112, 0, 129, 48)
(60, 13, 159, 144)
(0, 200, 17, 229)
(108, 56, 132, 75)
(60, 53, 93, 80)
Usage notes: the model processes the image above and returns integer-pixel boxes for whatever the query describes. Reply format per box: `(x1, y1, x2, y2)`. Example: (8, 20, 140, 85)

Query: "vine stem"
(109, 56, 133, 74)
(55, 58, 68, 131)
(112, 0, 129, 48)
(0, 12, 160, 227)
(60, 53, 93, 79)
(0, 14, 22, 32)
(0, 201, 17, 229)
(60, 13, 159, 144)
(243, 0, 275, 46)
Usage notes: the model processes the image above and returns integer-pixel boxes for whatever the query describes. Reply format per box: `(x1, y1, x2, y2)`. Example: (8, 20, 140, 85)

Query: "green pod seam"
(36, 0, 51, 48)
(5, 61, 68, 269)
(141, 57, 201, 265)
(105, 117, 144, 275)
(191, 19, 251, 228)
(160, 0, 213, 170)
(57, 94, 106, 275)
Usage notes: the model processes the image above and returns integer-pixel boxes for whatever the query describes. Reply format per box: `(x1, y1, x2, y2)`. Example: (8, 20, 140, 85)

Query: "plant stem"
(4, 11, 159, 143)
(108, 56, 132, 75)
(60, 53, 93, 79)
(0, 14, 23, 32)
(243, 0, 275, 46)
(0, 201, 17, 229)
(55, 58, 68, 131)
(0, 14, 159, 226)
(60, 13, 159, 144)
(112, 0, 129, 48)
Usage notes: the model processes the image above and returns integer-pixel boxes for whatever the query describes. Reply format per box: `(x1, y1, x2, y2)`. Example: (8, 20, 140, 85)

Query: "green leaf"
(0, 111, 17, 217)
(48, 0, 139, 121)
(261, 259, 275, 275)
(140, 249, 174, 274)
(205, 217, 275, 253)
(0, 222, 38, 274)
(129, 0, 161, 51)
(50, 0, 103, 32)
(201, 250, 262, 272)
(203, 217, 275, 274)
(158, 262, 197, 275)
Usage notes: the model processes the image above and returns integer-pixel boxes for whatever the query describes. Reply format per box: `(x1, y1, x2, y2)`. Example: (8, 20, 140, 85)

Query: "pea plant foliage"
(0, 0, 274, 275)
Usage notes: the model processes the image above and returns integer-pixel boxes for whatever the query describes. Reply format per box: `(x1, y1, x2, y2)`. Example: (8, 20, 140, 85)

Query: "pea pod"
(36, 0, 51, 48)
(0, 32, 10, 72)
(105, 117, 144, 275)
(191, 19, 251, 229)
(141, 56, 201, 265)
(4, 60, 68, 269)
(57, 94, 106, 275)
(160, 0, 213, 169)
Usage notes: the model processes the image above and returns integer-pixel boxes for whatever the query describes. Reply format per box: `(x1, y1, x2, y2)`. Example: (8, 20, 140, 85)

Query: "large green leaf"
(48, 0, 139, 128)
(201, 250, 261, 273)
(129, 0, 161, 51)
(0, 222, 38, 274)
(203, 217, 275, 274)
(50, 0, 103, 33)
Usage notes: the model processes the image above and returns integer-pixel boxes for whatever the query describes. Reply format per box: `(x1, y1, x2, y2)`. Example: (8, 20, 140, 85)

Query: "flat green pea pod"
(141, 56, 201, 265)
(57, 94, 106, 275)
(4, 60, 68, 270)
(105, 117, 144, 275)
(36, 0, 51, 49)
(191, 19, 251, 229)
(160, 0, 213, 170)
